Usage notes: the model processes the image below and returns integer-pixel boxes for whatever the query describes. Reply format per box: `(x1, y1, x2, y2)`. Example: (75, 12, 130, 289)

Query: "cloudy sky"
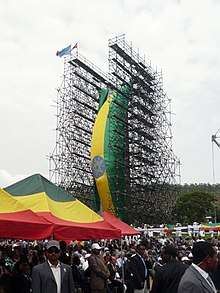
(1, 0, 220, 186)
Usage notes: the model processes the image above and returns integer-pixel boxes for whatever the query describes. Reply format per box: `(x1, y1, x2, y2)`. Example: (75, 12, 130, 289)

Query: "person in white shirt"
(178, 241, 218, 293)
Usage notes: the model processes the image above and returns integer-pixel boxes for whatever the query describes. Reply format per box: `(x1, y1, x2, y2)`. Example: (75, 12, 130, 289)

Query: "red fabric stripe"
(0, 210, 53, 239)
(0, 211, 122, 240)
(102, 211, 139, 236)
(37, 212, 121, 240)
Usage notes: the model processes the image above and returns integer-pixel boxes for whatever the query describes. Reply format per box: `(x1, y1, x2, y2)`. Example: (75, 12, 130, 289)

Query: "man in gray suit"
(32, 240, 74, 293)
(178, 241, 218, 293)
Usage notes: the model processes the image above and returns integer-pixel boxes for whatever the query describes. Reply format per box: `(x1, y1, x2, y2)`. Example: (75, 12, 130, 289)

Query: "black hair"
(136, 243, 146, 250)
(163, 245, 178, 258)
(13, 255, 29, 273)
(72, 255, 80, 265)
(192, 241, 215, 265)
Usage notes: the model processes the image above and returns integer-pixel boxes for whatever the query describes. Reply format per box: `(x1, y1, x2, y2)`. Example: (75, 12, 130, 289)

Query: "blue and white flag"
(56, 44, 71, 57)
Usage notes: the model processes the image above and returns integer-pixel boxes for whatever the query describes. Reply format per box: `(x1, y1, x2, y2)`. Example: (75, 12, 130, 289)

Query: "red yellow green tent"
(4, 174, 121, 240)
(0, 189, 53, 239)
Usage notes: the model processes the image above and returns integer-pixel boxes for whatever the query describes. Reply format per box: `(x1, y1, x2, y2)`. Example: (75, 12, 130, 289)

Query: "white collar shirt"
(192, 263, 217, 293)
(48, 260, 61, 293)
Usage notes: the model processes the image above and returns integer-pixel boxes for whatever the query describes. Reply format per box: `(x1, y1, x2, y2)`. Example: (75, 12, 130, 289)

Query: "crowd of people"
(0, 235, 219, 293)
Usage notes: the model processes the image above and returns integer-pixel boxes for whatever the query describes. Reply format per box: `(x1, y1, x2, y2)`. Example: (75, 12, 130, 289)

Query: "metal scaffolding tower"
(49, 35, 180, 223)
(49, 53, 108, 206)
(107, 35, 180, 222)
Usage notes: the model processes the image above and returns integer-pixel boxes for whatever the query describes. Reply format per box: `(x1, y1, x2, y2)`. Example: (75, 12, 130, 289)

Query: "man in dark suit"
(151, 244, 187, 293)
(210, 251, 220, 291)
(32, 240, 74, 293)
(178, 241, 218, 293)
(128, 243, 148, 293)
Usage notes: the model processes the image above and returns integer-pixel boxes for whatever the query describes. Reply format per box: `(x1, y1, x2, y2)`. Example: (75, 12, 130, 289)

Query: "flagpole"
(76, 43, 79, 58)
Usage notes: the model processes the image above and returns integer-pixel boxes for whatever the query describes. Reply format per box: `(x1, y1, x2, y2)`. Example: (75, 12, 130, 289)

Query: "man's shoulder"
(164, 260, 188, 271)
(178, 266, 202, 292)
(129, 254, 144, 267)
(88, 254, 98, 261)
(180, 265, 196, 281)
(32, 262, 48, 272)
(131, 254, 139, 260)
(33, 262, 71, 271)
(61, 262, 72, 270)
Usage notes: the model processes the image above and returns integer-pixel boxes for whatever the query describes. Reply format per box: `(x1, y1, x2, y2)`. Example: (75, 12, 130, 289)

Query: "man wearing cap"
(88, 243, 110, 293)
(32, 240, 74, 293)
(178, 241, 218, 293)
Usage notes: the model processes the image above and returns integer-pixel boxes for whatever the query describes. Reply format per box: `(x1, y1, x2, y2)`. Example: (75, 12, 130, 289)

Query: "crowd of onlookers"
(0, 235, 220, 293)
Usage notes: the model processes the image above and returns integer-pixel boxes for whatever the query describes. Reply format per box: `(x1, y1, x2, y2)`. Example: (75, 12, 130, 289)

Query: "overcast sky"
(1, 0, 220, 187)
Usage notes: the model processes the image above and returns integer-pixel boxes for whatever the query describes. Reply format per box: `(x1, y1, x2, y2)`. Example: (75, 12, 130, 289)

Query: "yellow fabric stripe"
(9, 192, 102, 223)
(91, 94, 116, 213)
(0, 189, 27, 213)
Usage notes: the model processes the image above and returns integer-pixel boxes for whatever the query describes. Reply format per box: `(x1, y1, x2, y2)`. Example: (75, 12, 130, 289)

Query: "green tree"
(175, 191, 216, 224)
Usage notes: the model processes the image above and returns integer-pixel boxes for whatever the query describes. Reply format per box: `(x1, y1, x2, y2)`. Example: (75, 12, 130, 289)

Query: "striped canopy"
(4, 174, 121, 240)
(200, 223, 220, 231)
(0, 189, 53, 239)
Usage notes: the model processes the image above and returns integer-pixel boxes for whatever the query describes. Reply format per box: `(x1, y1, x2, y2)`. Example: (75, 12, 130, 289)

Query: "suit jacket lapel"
(136, 254, 146, 271)
(190, 265, 215, 293)
(60, 263, 65, 285)
(45, 261, 57, 284)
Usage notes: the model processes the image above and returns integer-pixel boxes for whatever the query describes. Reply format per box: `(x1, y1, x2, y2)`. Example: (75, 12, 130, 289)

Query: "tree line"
(127, 183, 220, 226)
(173, 183, 220, 225)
